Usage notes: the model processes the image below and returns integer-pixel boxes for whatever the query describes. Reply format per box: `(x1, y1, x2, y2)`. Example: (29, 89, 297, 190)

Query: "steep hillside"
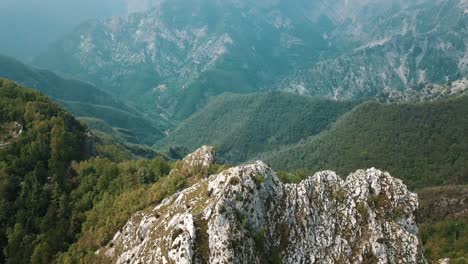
(34, 0, 467, 118)
(156, 92, 358, 162)
(280, 0, 468, 100)
(0, 55, 167, 145)
(268, 95, 468, 189)
(0, 79, 182, 263)
(0, 79, 87, 263)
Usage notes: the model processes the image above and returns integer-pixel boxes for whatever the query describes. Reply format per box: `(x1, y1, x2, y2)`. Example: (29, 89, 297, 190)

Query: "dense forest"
(0, 79, 87, 263)
(156, 92, 358, 163)
(0, 79, 194, 263)
(268, 95, 468, 189)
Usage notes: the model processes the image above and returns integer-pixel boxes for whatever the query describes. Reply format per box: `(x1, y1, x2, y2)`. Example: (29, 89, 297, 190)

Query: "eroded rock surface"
(98, 149, 426, 264)
(168, 145, 216, 179)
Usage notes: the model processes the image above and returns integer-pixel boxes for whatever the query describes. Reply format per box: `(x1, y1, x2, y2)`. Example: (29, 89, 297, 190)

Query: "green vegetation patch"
(269, 96, 468, 189)
(156, 92, 358, 163)
(417, 185, 468, 261)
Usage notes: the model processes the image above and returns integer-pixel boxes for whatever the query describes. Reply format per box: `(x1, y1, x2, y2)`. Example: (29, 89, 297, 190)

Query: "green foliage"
(276, 171, 303, 184)
(60, 162, 185, 263)
(363, 251, 379, 264)
(417, 185, 468, 261)
(193, 216, 210, 263)
(269, 96, 468, 189)
(253, 174, 265, 187)
(241, 215, 249, 229)
(0, 79, 181, 263)
(268, 248, 282, 264)
(1, 77, 466, 263)
(156, 92, 358, 163)
(0, 79, 86, 263)
(253, 228, 266, 252)
(207, 163, 230, 175)
(356, 202, 369, 221)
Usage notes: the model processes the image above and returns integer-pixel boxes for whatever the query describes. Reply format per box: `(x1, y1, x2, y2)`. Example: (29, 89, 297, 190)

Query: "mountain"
(156, 92, 358, 162)
(0, 79, 87, 263)
(0, 55, 168, 145)
(280, 0, 468, 100)
(156, 91, 468, 189)
(0, 79, 180, 263)
(267, 95, 468, 189)
(32, 0, 339, 118)
(0, 0, 157, 61)
(34, 0, 467, 118)
(96, 146, 426, 263)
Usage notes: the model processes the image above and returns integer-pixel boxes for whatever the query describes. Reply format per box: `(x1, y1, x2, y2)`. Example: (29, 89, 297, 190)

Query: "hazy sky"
(0, 0, 156, 61)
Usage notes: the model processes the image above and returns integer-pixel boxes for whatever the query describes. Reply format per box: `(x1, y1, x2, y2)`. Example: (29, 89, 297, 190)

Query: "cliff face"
(97, 147, 426, 264)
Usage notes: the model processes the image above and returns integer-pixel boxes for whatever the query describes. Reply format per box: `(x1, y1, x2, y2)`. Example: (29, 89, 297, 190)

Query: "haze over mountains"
(0, 0, 467, 263)
(33, 0, 467, 119)
(0, 0, 157, 61)
(0, 55, 168, 146)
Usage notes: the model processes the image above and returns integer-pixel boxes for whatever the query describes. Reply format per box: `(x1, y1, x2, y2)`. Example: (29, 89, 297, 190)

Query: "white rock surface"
(98, 147, 426, 263)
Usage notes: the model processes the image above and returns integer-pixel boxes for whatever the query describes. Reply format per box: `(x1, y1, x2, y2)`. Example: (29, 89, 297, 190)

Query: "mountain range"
(34, 0, 467, 119)
(0, 0, 467, 263)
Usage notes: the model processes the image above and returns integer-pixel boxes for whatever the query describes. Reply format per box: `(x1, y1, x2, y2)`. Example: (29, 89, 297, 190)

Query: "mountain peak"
(182, 145, 217, 169)
(96, 156, 426, 263)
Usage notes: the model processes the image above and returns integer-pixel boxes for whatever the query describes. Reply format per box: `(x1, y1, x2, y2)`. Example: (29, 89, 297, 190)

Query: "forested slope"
(156, 92, 358, 162)
(268, 95, 468, 189)
(0, 79, 87, 263)
(0, 79, 219, 263)
(0, 55, 166, 145)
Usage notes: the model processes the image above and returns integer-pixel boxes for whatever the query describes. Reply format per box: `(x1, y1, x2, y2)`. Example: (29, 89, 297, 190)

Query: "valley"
(0, 0, 467, 263)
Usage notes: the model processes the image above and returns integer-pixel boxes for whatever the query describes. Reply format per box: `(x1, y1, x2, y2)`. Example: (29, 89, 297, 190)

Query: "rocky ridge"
(387, 78, 468, 102)
(97, 147, 426, 264)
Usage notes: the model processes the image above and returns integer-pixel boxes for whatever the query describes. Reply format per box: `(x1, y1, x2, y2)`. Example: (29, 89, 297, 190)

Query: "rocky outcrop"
(384, 78, 468, 102)
(0, 121, 22, 149)
(169, 145, 216, 179)
(97, 148, 426, 263)
(180, 145, 216, 169)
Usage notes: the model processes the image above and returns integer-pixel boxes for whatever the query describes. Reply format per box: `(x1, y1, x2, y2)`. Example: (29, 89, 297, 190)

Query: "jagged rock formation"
(387, 78, 468, 102)
(97, 147, 426, 263)
(167, 145, 216, 180)
(180, 145, 216, 169)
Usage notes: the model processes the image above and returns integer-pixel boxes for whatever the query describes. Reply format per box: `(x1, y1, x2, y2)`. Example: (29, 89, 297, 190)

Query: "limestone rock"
(170, 145, 216, 178)
(181, 145, 216, 169)
(98, 157, 426, 263)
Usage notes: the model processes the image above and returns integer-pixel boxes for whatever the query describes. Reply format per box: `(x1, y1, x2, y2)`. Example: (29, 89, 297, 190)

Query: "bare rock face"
(97, 155, 426, 263)
(168, 145, 216, 179)
(181, 145, 216, 169)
